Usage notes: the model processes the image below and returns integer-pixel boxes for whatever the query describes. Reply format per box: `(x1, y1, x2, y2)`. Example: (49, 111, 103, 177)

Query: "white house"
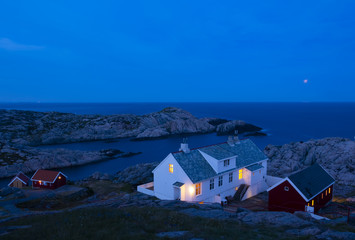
(138, 137, 270, 203)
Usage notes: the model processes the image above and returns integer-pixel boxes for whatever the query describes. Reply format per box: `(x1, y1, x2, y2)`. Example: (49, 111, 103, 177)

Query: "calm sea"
(1, 102, 354, 185)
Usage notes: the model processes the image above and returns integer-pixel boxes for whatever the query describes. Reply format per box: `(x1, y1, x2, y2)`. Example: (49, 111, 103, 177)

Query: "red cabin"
(8, 172, 30, 188)
(31, 169, 67, 189)
(268, 164, 335, 213)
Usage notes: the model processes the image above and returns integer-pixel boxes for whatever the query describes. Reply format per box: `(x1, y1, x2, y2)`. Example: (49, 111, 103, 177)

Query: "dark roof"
(199, 139, 268, 168)
(172, 139, 267, 183)
(9, 172, 30, 185)
(288, 164, 335, 200)
(173, 150, 216, 183)
(173, 182, 185, 187)
(246, 163, 264, 172)
(31, 169, 64, 183)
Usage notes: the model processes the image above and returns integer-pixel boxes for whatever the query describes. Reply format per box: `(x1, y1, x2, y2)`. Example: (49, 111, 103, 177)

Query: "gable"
(288, 164, 335, 200)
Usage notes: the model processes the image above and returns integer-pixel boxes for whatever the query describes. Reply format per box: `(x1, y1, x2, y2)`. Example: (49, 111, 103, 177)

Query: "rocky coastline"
(0, 107, 261, 178)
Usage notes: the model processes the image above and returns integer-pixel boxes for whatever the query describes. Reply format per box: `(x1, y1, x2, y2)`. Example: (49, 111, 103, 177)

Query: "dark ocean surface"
(1, 102, 355, 186)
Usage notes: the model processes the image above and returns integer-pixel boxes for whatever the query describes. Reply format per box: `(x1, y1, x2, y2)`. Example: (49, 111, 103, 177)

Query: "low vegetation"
(2, 206, 310, 240)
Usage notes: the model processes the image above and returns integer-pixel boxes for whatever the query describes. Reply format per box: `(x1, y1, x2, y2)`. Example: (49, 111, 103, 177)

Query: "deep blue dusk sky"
(1, 1, 354, 102)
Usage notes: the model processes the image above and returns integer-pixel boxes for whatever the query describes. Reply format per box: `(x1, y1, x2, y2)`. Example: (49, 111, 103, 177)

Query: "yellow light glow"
(328, 188, 330, 194)
(39, 181, 42, 184)
(311, 200, 314, 206)
(235, 187, 238, 191)
(239, 169, 243, 180)
(169, 164, 173, 173)
(189, 186, 194, 195)
(198, 201, 204, 204)
(58, 176, 62, 180)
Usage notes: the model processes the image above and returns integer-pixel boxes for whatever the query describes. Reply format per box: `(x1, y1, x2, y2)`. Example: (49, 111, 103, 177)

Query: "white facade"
(138, 139, 269, 203)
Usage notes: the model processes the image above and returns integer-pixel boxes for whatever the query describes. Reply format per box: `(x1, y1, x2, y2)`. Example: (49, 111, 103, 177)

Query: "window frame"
(238, 169, 243, 180)
(228, 172, 233, 183)
(195, 183, 202, 196)
(224, 159, 230, 167)
(210, 179, 214, 190)
(218, 176, 223, 187)
(169, 164, 173, 173)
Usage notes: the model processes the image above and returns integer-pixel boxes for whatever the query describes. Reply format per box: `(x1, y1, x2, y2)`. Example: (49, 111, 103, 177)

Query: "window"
(311, 200, 314, 206)
(284, 186, 289, 191)
(210, 179, 214, 190)
(325, 190, 328, 196)
(229, 172, 233, 182)
(238, 169, 243, 180)
(224, 159, 230, 167)
(218, 176, 223, 187)
(321, 193, 323, 199)
(328, 187, 331, 194)
(169, 164, 173, 173)
(195, 183, 201, 195)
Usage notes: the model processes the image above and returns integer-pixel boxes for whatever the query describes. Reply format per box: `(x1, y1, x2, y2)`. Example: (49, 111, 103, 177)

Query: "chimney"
(234, 130, 240, 144)
(227, 136, 235, 146)
(179, 138, 190, 153)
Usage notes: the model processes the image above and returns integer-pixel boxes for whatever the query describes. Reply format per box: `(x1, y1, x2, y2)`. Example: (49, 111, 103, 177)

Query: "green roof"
(288, 164, 335, 200)
(246, 163, 264, 172)
(172, 139, 267, 183)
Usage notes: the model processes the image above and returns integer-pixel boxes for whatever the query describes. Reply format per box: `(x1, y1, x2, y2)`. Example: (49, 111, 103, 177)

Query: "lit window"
(307, 203, 310, 206)
(325, 190, 328, 196)
(328, 187, 331, 194)
(210, 179, 214, 190)
(321, 193, 323, 199)
(229, 172, 233, 182)
(239, 169, 243, 180)
(284, 186, 289, 191)
(195, 183, 201, 196)
(311, 200, 314, 206)
(218, 176, 223, 187)
(58, 176, 62, 180)
(224, 159, 230, 167)
(169, 164, 173, 173)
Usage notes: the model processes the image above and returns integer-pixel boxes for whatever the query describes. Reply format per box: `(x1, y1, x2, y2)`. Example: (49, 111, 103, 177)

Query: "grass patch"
(2, 206, 309, 240)
(326, 222, 355, 233)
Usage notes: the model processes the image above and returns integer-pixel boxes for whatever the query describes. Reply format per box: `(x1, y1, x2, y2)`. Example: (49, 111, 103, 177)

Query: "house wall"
(153, 154, 192, 200)
(32, 174, 67, 189)
(9, 179, 26, 188)
(268, 180, 307, 213)
(216, 157, 236, 173)
(307, 184, 333, 212)
(53, 174, 67, 188)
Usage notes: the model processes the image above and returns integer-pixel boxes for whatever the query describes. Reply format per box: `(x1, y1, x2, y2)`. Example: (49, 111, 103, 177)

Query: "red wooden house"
(31, 169, 67, 189)
(267, 164, 335, 213)
(8, 172, 30, 188)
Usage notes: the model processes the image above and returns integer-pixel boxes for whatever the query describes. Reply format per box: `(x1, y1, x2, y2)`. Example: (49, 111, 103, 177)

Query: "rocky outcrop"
(265, 137, 355, 195)
(0, 107, 260, 145)
(113, 162, 159, 186)
(216, 120, 262, 135)
(0, 140, 133, 178)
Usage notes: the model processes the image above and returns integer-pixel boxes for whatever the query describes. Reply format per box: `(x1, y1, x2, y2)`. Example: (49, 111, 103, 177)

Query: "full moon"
(304, 79, 308, 84)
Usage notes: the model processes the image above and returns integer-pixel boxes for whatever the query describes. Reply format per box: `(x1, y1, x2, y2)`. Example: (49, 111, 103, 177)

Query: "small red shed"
(268, 164, 335, 213)
(8, 172, 30, 188)
(31, 169, 67, 189)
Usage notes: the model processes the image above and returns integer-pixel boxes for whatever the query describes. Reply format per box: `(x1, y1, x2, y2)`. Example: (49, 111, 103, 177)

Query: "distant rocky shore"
(0, 107, 261, 145)
(0, 107, 262, 178)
